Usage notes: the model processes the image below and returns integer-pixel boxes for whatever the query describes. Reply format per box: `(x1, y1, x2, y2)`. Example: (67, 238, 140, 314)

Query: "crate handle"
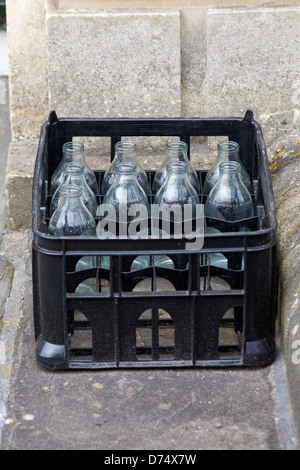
(243, 109, 254, 123)
(48, 110, 58, 124)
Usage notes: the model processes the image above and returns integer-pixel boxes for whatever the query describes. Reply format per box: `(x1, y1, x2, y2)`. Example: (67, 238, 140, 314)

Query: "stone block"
(206, 5, 300, 146)
(45, 9, 181, 160)
(6, 0, 49, 139)
(46, 9, 181, 120)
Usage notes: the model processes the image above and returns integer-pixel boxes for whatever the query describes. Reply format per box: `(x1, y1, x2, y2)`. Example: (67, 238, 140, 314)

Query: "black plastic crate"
(32, 109, 277, 370)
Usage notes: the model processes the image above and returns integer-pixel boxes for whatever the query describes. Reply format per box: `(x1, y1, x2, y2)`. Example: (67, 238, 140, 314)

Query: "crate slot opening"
(218, 308, 243, 359)
(69, 311, 93, 360)
(74, 277, 110, 295)
(131, 277, 177, 294)
(136, 308, 175, 361)
(199, 253, 245, 292)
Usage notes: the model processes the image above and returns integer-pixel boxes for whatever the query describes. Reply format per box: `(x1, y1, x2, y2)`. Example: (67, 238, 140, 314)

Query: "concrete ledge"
(269, 130, 300, 442)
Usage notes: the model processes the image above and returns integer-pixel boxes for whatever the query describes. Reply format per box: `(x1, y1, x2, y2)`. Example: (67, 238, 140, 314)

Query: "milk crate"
(32, 110, 277, 370)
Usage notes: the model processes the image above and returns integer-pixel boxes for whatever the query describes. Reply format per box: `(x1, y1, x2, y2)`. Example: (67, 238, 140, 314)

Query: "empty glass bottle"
(50, 141, 99, 196)
(152, 140, 200, 195)
(49, 185, 96, 236)
(50, 162, 98, 217)
(101, 141, 150, 196)
(102, 161, 150, 229)
(204, 161, 254, 222)
(153, 162, 200, 255)
(203, 141, 251, 195)
(154, 161, 200, 217)
(204, 161, 253, 270)
(99, 162, 150, 270)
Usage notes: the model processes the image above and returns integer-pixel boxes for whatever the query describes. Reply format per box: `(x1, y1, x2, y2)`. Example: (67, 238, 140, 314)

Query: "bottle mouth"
(59, 184, 83, 197)
(115, 140, 137, 154)
(115, 162, 137, 175)
(219, 161, 241, 174)
(166, 140, 188, 153)
(217, 140, 239, 153)
(63, 162, 84, 174)
(166, 161, 188, 174)
(62, 141, 85, 154)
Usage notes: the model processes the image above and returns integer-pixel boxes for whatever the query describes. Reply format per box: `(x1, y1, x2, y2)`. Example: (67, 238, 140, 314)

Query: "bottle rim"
(166, 140, 188, 152)
(58, 184, 83, 197)
(217, 141, 239, 153)
(63, 162, 85, 174)
(219, 161, 241, 174)
(62, 141, 85, 154)
(115, 162, 137, 174)
(115, 140, 137, 153)
(166, 161, 188, 174)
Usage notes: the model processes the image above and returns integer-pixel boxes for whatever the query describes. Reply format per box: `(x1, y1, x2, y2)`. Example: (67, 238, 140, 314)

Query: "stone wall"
(6, 1, 300, 144)
(6, 0, 49, 140)
(269, 132, 300, 442)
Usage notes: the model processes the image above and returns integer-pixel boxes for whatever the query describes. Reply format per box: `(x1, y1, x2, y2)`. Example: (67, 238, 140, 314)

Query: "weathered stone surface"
(46, 9, 181, 119)
(269, 130, 300, 443)
(0, 231, 31, 441)
(0, 257, 14, 329)
(6, 0, 49, 139)
(5, 141, 38, 230)
(0, 283, 284, 450)
(269, 131, 300, 263)
(0, 77, 11, 233)
(45, 8, 182, 159)
(206, 5, 300, 145)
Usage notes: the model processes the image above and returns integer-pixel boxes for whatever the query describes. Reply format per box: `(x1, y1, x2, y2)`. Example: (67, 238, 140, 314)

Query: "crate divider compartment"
(32, 110, 277, 370)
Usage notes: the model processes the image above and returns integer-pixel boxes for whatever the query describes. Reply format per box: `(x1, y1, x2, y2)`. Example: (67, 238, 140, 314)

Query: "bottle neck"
(217, 141, 240, 163)
(62, 142, 85, 164)
(217, 162, 242, 184)
(62, 163, 86, 185)
(166, 141, 188, 163)
(115, 162, 138, 182)
(114, 141, 137, 164)
(165, 161, 189, 182)
(57, 185, 84, 208)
